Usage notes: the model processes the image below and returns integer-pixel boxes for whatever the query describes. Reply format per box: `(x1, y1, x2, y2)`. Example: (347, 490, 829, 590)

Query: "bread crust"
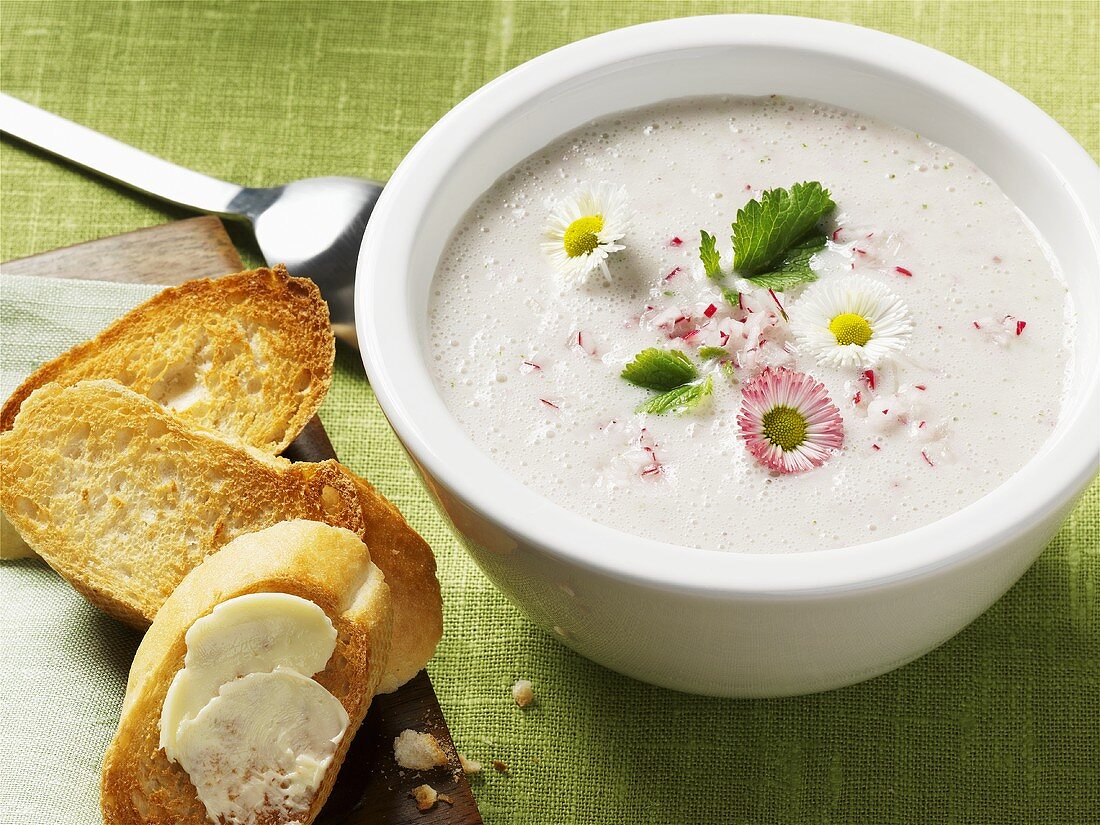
(101, 519, 393, 825)
(0, 380, 365, 628)
(0, 265, 333, 454)
(349, 474, 443, 693)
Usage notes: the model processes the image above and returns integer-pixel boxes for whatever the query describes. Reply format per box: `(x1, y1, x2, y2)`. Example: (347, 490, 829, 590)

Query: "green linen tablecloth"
(1, 2, 1097, 823)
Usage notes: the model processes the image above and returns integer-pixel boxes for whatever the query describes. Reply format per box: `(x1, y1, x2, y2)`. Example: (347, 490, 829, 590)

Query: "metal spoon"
(0, 93, 381, 347)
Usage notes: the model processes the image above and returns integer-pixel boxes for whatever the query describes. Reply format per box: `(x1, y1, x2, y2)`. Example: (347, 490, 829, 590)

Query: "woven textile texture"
(1, 2, 1097, 823)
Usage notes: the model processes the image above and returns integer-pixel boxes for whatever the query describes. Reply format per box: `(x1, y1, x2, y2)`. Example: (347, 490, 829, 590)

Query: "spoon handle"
(0, 93, 244, 216)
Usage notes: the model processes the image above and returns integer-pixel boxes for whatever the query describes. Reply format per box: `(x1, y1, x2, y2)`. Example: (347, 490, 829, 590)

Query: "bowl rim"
(356, 14, 1100, 597)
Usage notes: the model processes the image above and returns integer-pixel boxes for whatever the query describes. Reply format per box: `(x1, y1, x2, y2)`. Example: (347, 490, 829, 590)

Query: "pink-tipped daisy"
(737, 367, 845, 474)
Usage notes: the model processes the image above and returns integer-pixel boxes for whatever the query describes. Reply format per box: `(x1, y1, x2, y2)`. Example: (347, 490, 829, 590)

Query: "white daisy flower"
(542, 182, 632, 285)
(790, 275, 913, 369)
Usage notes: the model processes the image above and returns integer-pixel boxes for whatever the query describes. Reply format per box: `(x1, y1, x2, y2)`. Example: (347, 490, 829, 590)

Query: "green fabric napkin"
(2, 3, 1097, 823)
(0, 276, 160, 823)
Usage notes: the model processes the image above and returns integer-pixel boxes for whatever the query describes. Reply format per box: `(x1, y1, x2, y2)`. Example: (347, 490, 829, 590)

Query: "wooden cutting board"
(1, 216, 482, 825)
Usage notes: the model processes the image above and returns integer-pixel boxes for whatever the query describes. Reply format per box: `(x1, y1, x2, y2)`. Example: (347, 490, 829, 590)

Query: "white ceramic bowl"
(357, 15, 1100, 697)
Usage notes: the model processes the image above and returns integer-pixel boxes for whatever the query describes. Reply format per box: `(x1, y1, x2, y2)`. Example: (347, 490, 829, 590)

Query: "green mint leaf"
(721, 286, 741, 308)
(744, 233, 825, 291)
(699, 230, 722, 280)
(636, 376, 713, 415)
(621, 348, 697, 391)
(697, 346, 729, 360)
(732, 181, 835, 275)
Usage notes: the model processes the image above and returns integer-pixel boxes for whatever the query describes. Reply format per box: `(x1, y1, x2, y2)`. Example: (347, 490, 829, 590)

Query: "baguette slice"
(0, 380, 365, 628)
(350, 473, 443, 692)
(0, 264, 333, 454)
(102, 519, 393, 825)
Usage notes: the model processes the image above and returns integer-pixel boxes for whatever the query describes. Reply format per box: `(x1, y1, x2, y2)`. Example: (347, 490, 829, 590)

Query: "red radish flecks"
(539, 398, 559, 410)
(1016, 320, 1027, 336)
(918, 420, 927, 429)
(571, 330, 598, 356)
(520, 361, 542, 374)
(921, 450, 935, 467)
(831, 227, 843, 242)
(853, 391, 862, 405)
(664, 266, 682, 281)
(703, 303, 718, 318)
(871, 443, 881, 451)
(895, 266, 913, 277)
(638, 430, 663, 478)
(744, 183, 752, 191)
(737, 292, 745, 311)
(767, 288, 788, 321)
(664, 313, 696, 340)
(719, 330, 730, 346)
(973, 321, 982, 330)
(862, 369, 876, 390)
(914, 384, 926, 391)
(669, 236, 683, 247)
(853, 247, 867, 257)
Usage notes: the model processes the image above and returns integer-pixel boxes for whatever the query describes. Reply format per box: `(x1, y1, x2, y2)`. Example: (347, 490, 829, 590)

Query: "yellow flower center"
(828, 312, 874, 347)
(761, 406, 808, 451)
(562, 215, 604, 258)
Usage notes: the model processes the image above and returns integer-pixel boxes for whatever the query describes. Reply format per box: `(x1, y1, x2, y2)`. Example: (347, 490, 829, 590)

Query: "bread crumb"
(459, 753, 482, 775)
(394, 729, 448, 771)
(409, 783, 453, 811)
(512, 679, 535, 707)
(491, 759, 508, 773)
(410, 784, 437, 811)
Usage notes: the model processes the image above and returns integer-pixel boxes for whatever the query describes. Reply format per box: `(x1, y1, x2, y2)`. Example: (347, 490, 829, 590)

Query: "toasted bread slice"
(350, 474, 443, 692)
(102, 519, 393, 825)
(0, 265, 333, 454)
(0, 380, 364, 628)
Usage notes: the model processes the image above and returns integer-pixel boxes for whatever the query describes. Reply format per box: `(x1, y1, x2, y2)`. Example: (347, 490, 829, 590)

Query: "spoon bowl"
(241, 177, 383, 343)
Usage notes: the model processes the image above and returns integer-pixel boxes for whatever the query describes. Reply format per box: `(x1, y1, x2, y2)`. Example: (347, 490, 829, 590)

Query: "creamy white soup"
(428, 95, 1073, 553)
